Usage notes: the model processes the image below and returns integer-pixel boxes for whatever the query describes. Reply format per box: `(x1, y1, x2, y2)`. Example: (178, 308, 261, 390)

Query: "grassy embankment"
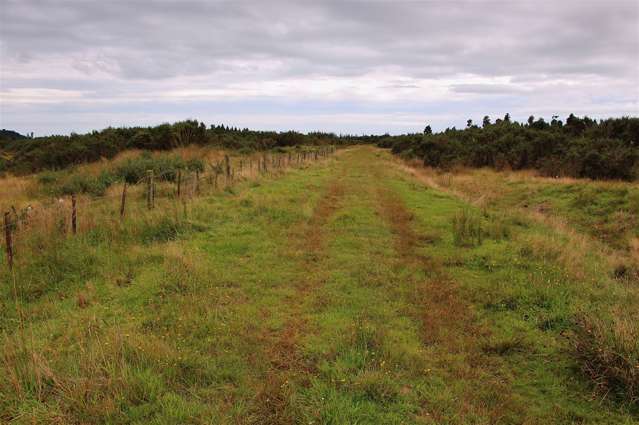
(1, 146, 637, 424)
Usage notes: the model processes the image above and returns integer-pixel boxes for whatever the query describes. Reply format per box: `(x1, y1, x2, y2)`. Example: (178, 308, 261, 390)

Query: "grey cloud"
(450, 84, 530, 95)
(0, 0, 637, 135)
(2, 0, 637, 80)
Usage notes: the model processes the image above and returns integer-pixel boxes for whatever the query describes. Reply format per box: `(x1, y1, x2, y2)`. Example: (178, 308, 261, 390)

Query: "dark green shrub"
(39, 169, 118, 197)
(58, 171, 117, 196)
(37, 171, 59, 185)
(381, 115, 639, 181)
(115, 154, 204, 184)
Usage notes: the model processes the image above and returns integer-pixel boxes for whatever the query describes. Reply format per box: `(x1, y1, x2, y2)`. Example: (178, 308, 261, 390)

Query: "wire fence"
(1, 146, 336, 270)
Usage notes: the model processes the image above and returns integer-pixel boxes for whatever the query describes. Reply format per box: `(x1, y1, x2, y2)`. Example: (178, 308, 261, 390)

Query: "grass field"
(1, 146, 638, 424)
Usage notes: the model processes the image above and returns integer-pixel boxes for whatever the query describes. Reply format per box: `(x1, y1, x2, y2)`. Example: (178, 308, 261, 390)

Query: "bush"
(58, 171, 117, 197)
(39, 170, 118, 197)
(381, 115, 639, 181)
(115, 153, 204, 184)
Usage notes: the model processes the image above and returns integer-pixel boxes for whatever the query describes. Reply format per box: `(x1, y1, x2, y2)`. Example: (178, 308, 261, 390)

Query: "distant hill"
(0, 129, 28, 141)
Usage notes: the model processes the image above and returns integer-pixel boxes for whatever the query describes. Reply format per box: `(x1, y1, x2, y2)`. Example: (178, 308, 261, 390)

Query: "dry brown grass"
(572, 314, 639, 404)
(394, 157, 639, 284)
(1, 317, 176, 423)
(0, 174, 39, 212)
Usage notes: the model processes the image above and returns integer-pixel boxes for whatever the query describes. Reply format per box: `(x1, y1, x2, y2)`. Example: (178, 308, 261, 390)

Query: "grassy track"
(1, 147, 637, 424)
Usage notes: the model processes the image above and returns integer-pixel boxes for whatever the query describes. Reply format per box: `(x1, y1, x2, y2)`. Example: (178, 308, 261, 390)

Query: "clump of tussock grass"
(482, 335, 528, 356)
(611, 261, 639, 282)
(350, 370, 399, 404)
(520, 233, 589, 280)
(0, 322, 180, 423)
(452, 209, 482, 247)
(483, 214, 513, 241)
(571, 314, 639, 405)
(158, 245, 209, 295)
(1, 236, 100, 302)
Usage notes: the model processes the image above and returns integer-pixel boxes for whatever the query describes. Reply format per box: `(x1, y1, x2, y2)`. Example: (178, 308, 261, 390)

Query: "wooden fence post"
(120, 182, 127, 220)
(71, 194, 77, 235)
(195, 170, 200, 195)
(4, 212, 13, 269)
(225, 155, 231, 182)
(176, 170, 182, 198)
(152, 172, 156, 207)
(147, 170, 154, 209)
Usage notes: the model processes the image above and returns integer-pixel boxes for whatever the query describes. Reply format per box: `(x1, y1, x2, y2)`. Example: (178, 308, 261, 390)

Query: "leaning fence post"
(4, 212, 13, 269)
(71, 194, 77, 235)
(120, 182, 127, 220)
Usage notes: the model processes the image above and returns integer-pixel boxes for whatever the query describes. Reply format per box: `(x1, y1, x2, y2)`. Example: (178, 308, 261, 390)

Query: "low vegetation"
(0, 145, 637, 423)
(0, 121, 359, 175)
(378, 114, 639, 180)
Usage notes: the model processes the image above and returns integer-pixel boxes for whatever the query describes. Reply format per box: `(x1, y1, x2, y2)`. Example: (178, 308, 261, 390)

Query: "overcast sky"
(1, 0, 638, 136)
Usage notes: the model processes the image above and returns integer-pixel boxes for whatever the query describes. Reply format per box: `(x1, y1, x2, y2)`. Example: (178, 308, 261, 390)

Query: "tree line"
(0, 121, 357, 175)
(378, 114, 639, 180)
(3, 114, 638, 180)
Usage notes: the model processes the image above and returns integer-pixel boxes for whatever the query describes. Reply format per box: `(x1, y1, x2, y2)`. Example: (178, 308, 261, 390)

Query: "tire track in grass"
(373, 174, 521, 423)
(250, 173, 346, 424)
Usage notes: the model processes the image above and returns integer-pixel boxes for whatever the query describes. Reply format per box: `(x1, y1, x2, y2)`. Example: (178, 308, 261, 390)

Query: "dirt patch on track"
(250, 179, 345, 424)
(375, 187, 475, 342)
(375, 185, 519, 422)
(306, 181, 345, 255)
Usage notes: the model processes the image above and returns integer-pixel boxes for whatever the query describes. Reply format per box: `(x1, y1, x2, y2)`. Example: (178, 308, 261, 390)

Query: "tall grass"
(0, 146, 335, 423)
(401, 158, 639, 407)
(572, 315, 639, 405)
(451, 209, 482, 247)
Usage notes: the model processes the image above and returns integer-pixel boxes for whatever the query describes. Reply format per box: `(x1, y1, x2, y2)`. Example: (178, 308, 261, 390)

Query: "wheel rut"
(250, 176, 346, 424)
(374, 180, 520, 422)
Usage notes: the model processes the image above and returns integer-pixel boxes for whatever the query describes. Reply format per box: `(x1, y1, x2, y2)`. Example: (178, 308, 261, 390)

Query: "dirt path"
(251, 172, 347, 424)
(372, 168, 519, 422)
(241, 146, 632, 424)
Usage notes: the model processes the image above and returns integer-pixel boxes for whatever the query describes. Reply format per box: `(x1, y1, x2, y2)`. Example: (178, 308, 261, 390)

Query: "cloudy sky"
(1, 0, 638, 136)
